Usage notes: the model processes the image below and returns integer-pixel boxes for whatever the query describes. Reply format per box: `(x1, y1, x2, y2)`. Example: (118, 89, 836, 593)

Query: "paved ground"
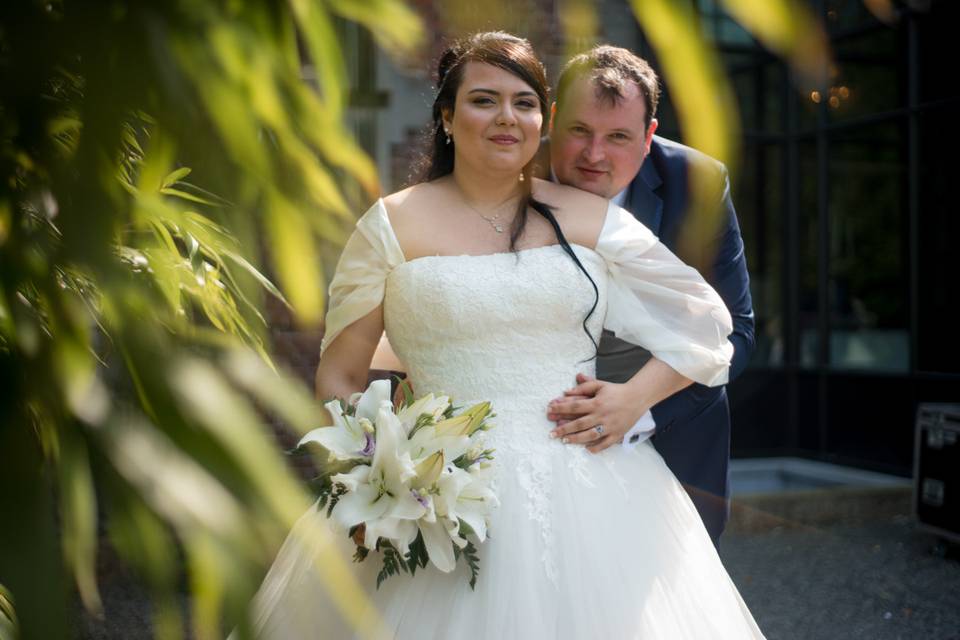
(76, 489, 960, 639)
(722, 515, 960, 639)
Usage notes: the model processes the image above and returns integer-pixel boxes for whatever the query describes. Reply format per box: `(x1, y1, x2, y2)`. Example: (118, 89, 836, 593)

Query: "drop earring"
(445, 129, 451, 145)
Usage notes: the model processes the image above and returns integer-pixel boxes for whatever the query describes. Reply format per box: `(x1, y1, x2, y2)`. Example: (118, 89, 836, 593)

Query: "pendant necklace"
(461, 192, 517, 234)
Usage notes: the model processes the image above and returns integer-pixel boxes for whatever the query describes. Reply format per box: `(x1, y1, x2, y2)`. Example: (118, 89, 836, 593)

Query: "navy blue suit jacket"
(596, 136, 755, 545)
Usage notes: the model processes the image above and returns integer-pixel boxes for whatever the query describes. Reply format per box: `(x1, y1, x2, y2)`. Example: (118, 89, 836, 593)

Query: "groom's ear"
(548, 102, 557, 134)
(644, 118, 658, 154)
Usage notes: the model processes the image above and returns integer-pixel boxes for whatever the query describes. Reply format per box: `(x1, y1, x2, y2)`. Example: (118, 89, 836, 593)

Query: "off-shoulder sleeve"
(596, 203, 734, 387)
(320, 199, 405, 356)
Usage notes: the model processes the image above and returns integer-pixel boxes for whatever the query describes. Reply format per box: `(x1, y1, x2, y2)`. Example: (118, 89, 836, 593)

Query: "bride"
(245, 31, 764, 638)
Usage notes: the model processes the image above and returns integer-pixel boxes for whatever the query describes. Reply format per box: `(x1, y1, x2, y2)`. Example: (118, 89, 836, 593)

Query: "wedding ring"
(594, 424, 604, 435)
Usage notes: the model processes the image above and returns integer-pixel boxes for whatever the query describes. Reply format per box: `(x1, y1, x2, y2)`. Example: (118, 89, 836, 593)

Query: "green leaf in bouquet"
(376, 543, 411, 589)
(394, 376, 414, 408)
(453, 538, 481, 590)
(351, 539, 369, 564)
(407, 412, 435, 438)
(405, 533, 429, 576)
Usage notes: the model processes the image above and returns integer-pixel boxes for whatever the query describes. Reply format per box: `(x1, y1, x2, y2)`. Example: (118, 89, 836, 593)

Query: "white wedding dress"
(245, 199, 764, 639)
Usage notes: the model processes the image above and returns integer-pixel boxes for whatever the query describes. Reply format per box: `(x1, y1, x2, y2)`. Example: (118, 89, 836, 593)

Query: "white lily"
(452, 466, 498, 543)
(329, 406, 425, 551)
(396, 393, 450, 434)
(407, 414, 475, 463)
(298, 379, 392, 460)
(417, 465, 498, 572)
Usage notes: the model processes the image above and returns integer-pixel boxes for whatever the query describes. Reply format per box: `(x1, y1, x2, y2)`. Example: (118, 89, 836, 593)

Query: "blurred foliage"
(624, 0, 828, 270)
(0, 1, 419, 639)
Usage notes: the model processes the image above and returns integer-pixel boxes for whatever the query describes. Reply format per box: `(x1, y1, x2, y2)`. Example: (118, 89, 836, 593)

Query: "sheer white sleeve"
(320, 199, 405, 356)
(596, 202, 734, 387)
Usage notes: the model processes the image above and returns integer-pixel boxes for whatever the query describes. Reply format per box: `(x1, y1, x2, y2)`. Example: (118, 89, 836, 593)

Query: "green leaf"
(57, 431, 102, 616)
(223, 348, 319, 434)
(263, 191, 324, 323)
(328, 0, 423, 57)
(288, 0, 347, 117)
(222, 251, 289, 305)
(161, 167, 192, 189)
(160, 187, 217, 206)
(719, 0, 829, 85)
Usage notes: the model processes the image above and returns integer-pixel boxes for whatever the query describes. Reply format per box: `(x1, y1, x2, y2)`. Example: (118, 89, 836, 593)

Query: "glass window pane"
(917, 104, 960, 373)
(829, 27, 902, 122)
(918, 0, 960, 103)
(827, 120, 908, 372)
(824, 1, 882, 33)
(738, 142, 784, 367)
(730, 60, 785, 135)
(798, 140, 820, 368)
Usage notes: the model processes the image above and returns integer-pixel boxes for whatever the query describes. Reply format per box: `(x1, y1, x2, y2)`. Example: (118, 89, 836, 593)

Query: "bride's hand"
(547, 374, 647, 453)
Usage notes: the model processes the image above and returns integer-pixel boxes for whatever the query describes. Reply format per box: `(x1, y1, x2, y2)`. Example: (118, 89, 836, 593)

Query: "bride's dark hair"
(420, 31, 599, 350)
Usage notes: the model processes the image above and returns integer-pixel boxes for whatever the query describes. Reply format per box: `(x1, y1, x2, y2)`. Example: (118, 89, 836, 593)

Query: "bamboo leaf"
(719, 0, 829, 85)
(628, 0, 738, 169)
(161, 167, 192, 189)
(98, 413, 249, 542)
(263, 192, 323, 323)
(160, 187, 217, 206)
(105, 484, 183, 639)
(222, 250, 289, 305)
(57, 431, 102, 616)
(628, 0, 739, 270)
(223, 348, 320, 434)
(328, 0, 424, 57)
(0, 586, 17, 640)
(288, 0, 347, 117)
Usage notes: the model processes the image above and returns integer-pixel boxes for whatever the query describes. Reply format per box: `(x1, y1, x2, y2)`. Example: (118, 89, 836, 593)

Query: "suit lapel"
(625, 158, 663, 234)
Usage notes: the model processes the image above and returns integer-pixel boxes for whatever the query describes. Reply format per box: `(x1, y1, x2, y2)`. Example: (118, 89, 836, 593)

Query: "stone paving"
(76, 489, 960, 639)
(722, 514, 960, 639)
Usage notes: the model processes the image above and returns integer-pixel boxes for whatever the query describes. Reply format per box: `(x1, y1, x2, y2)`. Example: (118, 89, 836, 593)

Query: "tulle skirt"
(240, 419, 764, 640)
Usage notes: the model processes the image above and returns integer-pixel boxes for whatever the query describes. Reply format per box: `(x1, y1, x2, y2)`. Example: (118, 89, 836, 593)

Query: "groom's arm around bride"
(542, 45, 755, 547)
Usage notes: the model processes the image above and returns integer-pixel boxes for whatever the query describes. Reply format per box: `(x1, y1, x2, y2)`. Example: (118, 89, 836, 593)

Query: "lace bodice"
(383, 245, 606, 410)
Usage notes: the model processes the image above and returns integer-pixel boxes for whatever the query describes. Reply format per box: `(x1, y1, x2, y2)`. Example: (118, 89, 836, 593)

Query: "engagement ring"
(594, 424, 604, 435)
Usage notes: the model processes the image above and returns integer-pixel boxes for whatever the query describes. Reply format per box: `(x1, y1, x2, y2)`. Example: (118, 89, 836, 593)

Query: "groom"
(543, 46, 755, 546)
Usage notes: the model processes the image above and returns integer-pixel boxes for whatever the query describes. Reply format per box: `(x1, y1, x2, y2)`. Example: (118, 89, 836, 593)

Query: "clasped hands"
(393, 372, 646, 454)
(547, 373, 647, 454)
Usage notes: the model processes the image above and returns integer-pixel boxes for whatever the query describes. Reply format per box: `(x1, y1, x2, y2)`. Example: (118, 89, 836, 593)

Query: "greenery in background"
(0, 0, 833, 639)
(0, 2, 419, 639)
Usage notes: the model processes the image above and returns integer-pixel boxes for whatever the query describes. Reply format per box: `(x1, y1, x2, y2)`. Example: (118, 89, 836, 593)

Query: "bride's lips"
(489, 135, 519, 145)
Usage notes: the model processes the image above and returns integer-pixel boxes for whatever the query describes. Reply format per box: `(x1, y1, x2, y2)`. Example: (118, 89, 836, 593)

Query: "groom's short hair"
(555, 45, 661, 129)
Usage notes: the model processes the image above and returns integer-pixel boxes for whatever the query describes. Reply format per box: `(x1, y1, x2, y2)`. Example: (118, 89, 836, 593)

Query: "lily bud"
(433, 414, 473, 438)
(412, 451, 444, 489)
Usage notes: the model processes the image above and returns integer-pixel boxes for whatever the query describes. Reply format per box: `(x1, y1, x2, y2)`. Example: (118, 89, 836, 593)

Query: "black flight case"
(913, 403, 960, 544)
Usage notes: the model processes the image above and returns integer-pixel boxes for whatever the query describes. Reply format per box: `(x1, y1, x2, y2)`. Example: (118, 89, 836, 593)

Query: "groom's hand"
(547, 373, 644, 453)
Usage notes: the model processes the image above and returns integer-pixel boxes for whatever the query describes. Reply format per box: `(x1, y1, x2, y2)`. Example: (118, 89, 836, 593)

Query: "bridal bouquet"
(296, 379, 497, 588)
